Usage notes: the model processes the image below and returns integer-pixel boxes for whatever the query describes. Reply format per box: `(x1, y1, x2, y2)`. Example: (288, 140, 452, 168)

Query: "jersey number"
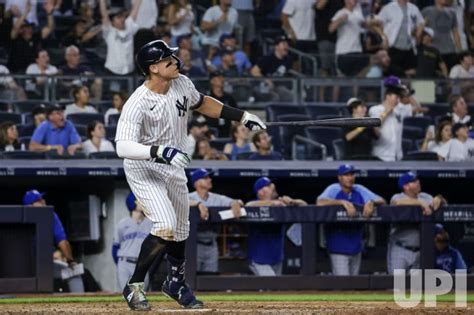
(176, 96, 188, 117)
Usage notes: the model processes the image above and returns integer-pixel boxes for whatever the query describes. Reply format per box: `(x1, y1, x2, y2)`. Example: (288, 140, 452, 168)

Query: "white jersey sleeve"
(115, 97, 144, 142)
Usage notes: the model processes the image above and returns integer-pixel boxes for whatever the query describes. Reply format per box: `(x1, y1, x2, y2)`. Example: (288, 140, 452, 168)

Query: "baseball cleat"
(123, 281, 151, 311)
(161, 279, 204, 309)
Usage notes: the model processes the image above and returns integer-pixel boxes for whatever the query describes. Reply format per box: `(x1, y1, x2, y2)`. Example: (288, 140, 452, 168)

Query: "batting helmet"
(135, 40, 180, 76)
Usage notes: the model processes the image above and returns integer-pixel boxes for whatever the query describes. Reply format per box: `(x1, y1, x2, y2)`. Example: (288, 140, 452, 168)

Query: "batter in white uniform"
(115, 40, 265, 311)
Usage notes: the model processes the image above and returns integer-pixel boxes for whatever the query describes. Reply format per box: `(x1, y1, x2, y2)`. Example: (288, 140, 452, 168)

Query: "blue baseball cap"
(23, 189, 45, 205)
(435, 223, 445, 235)
(253, 177, 272, 194)
(398, 172, 418, 190)
(126, 192, 136, 211)
(191, 168, 212, 185)
(338, 164, 356, 176)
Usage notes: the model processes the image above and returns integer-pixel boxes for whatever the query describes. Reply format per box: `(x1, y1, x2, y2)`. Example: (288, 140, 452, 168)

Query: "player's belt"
(395, 241, 420, 252)
(119, 257, 138, 264)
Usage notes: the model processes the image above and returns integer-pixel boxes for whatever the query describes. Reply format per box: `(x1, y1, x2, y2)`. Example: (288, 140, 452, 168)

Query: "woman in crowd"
(193, 137, 228, 160)
(166, 0, 195, 45)
(0, 121, 21, 151)
(82, 120, 115, 156)
(223, 123, 255, 160)
(105, 91, 127, 125)
(420, 120, 452, 155)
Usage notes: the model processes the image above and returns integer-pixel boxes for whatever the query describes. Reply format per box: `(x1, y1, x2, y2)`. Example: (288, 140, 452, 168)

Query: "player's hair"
(449, 94, 463, 109)
(86, 120, 103, 140)
(435, 120, 452, 144)
(0, 121, 17, 146)
(252, 130, 267, 148)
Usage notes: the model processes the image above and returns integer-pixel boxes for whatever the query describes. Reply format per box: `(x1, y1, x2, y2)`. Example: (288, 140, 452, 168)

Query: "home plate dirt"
(0, 301, 472, 314)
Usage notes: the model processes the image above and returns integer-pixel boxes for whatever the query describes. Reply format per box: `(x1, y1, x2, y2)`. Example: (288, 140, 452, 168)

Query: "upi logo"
(393, 269, 466, 308)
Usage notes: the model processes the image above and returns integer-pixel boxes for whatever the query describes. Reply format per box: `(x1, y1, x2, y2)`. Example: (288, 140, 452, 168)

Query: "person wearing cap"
(200, 0, 238, 48)
(216, 49, 240, 77)
(166, 0, 195, 45)
(437, 122, 474, 161)
(251, 35, 294, 78)
(368, 75, 414, 161)
(23, 189, 77, 266)
(99, 0, 142, 75)
(344, 98, 377, 159)
(416, 27, 449, 78)
(434, 224, 467, 273)
(212, 33, 252, 76)
(112, 192, 153, 291)
(189, 168, 242, 273)
(246, 177, 307, 276)
(29, 104, 82, 156)
(449, 51, 474, 79)
(8, 0, 55, 73)
(248, 130, 283, 160)
(388, 172, 447, 274)
(317, 164, 385, 275)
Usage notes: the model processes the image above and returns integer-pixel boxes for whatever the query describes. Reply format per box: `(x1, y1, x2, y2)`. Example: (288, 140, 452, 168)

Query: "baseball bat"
(265, 117, 381, 127)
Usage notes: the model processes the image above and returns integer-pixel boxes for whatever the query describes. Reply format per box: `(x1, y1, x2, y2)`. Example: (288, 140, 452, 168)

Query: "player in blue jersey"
(112, 192, 153, 290)
(317, 164, 385, 275)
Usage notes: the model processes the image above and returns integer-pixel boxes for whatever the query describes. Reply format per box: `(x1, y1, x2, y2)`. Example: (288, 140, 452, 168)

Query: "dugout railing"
(186, 205, 474, 291)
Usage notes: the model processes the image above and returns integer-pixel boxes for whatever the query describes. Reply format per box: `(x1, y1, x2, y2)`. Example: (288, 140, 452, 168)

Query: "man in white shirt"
(134, 0, 158, 29)
(5, 0, 38, 25)
(449, 51, 474, 79)
(282, 0, 316, 53)
(369, 76, 413, 161)
(375, 0, 424, 74)
(200, 0, 238, 47)
(25, 49, 58, 98)
(437, 123, 474, 161)
(449, 94, 471, 125)
(64, 86, 97, 117)
(99, 0, 142, 75)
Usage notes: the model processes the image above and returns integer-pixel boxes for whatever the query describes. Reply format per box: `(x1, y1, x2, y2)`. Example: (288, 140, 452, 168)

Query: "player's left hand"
(241, 111, 266, 131)
(156, 145, 191, 168)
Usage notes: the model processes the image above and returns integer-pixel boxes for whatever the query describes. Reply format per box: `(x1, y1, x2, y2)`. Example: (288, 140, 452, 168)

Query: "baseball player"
(112, 192, 153, 291)
(115, 40, 265, 311)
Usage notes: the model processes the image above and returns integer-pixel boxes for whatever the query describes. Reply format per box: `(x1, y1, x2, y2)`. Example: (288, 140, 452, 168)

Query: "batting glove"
(152, 145, 191, 168)
(241, 111, 266, 131)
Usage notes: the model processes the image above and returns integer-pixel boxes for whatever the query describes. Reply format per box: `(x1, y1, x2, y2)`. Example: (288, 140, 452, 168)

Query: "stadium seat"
(231, 85, 253, 103)
(402, 151, 439, 161)
(45, 150, 87, 159)
(402, 126, 425, 141)
(0, 112, 22, 124)
(107, 114, 121, 126)
(74, 124, 88, 139)
(305, 105, 344, 119)
(305, 127, 343, 158)
(96, 102, 114, 114)
(403, 116, 432, 131)
(18, 124, 36, 137)
(332, 139, 346, 160)
(423, 104, 449, 119)
(105, 125, 117, 141)
(265, 104, 305, 122)
(67, 113, 105, 125)
(236, 152, 254, 160)
(1, 151, 45, 159)
(210, 138, 231, 151)
(19, 136, 31, 149)
(89, 151, 119, 159)
(402, 138, 413, 155)
(276, 114, 311, 159)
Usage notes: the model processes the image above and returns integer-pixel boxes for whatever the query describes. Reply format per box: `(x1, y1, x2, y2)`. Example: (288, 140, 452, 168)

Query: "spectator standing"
(64, 86, 97, 117)
(344, 98, 376, 159)
(167, 0, 194, 45)
(416, 27, 449, 78)
(99, 0, 142, 75)
(8, 1, 55, 73)
(361, 49, 406, 78)
(200, 0, 238, 48)
(437, 122, 474, 161)
(231, 0, 255, 54)
(6, 0, 38, 25)
(105, 92, 127, 126)
(281, 0, 316, 52)
(134, 0, 158, 30)
(422, 0, 462, 69)
(246, 177, 307, 276)
(189, 168, 242, 273)
(449, 95, 471, 124)
(369, 76, 412, 161)
(223, 123, 255, 160)
(447, 0, 469, 50)
(23, 189, 84, 292)
(388, 172, 446, 274)
(420, 120, 452, 156)
(248, 130, 283, 160)
(251, 35, 293, 77)
(29, 104, 82, 156)
(434, 224, 467, 273)
(25, 49, 58, 97)
(0, 121, 21, 151)
(449, 51, 474, 78)
(61, 19, 102, 49)
(82, 121, 115, 156)
(112, 192, 153, 290)
(376, 0, 424, 74)
(317, 164, 385, 276)
(329, 0, 369, 76)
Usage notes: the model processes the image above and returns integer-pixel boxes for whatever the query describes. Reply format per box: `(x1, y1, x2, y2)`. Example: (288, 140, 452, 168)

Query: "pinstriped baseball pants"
(124, 161, 190, 242)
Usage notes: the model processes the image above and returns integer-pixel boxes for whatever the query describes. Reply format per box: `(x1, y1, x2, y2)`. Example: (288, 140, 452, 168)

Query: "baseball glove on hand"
(151, 145, 190, 168)
(241, 111, 266, 131)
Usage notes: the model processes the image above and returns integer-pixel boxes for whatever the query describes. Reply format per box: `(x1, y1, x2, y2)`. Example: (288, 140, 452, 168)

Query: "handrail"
(292, 134, 327, 161)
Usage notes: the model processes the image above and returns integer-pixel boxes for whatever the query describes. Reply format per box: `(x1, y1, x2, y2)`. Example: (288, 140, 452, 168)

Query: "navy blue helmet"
(135, 40, 181, 76)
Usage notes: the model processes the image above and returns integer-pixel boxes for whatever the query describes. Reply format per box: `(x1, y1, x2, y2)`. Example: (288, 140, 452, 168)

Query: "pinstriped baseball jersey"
(115, 74, 203, 241)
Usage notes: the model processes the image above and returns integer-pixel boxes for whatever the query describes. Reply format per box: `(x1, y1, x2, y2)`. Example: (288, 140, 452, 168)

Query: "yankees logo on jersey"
(176, 96, 188, 117)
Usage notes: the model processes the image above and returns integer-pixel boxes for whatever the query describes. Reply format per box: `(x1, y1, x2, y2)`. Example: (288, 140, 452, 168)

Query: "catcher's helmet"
(135, 40, 180, 76)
